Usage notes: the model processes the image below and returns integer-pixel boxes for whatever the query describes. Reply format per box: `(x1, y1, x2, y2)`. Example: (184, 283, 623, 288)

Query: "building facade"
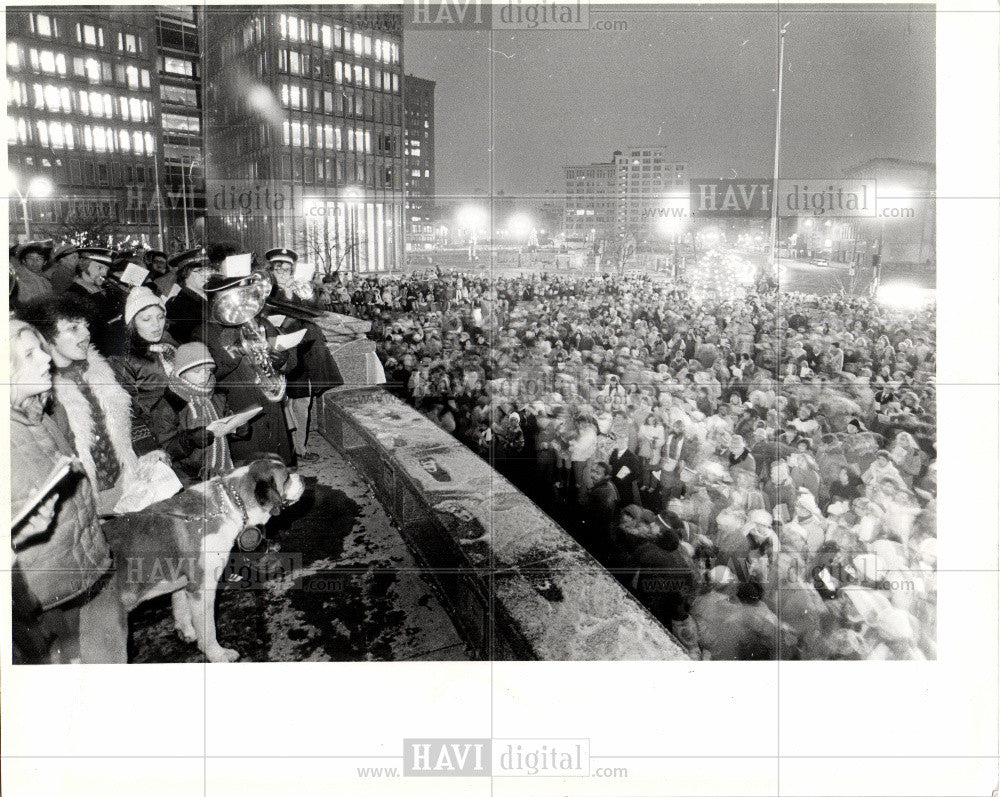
(613, 147, 688, 240)
(7, 8, 166, 245)
(403, 73, 435, 251)
(203, 4, 404, 273)
(563, 161, 616, 244)
(842, 158, 936, 269)
(155, 6, 205, 251)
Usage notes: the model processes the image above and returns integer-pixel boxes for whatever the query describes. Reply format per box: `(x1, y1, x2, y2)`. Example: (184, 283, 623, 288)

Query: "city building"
(403, 73, 435, 251)
(563, 161, 616, 244)
(155, 6, 205, 251)
(7, 8, 167, 245)
(842, 158, 936, 269)
(613, 147, 688, 241)
(203, 5, 405, 273)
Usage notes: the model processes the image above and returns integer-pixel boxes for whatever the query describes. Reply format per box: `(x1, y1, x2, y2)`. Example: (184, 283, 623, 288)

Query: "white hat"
(124, 286, 165, 326)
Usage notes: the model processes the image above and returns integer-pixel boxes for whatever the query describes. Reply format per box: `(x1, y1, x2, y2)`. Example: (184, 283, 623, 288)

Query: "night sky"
(404, 6, 935, 199)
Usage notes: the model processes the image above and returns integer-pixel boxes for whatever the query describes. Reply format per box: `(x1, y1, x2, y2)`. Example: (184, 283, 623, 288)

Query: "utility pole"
(768, 22, 789, 282)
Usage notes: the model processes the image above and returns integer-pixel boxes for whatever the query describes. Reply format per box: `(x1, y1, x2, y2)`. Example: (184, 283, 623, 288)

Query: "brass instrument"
(240, 319, 286, 402)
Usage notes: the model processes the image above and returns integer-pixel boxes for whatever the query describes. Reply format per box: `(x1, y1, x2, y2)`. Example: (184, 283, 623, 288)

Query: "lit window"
(141, 70, 150, 89)
(289, 51, 300, 74)
(363, 36, 372, 56)
(290, 84, 300, 108)
(364, 130, 371, 153)
(50, 122, 66, 148)
(374, 40, 382, 61)
(94, 126, 108, 151)
(279, 13, 287, 38)
(63, 124, 74, 148)
(353, 32, 362, 53)
(144, 131, 154, 153)
(335, 126, 342, 149)
(85, 58, 101, 83)
(34, 14, 54, 37)
(133, 130, 143, 153)
(130, 97, 142, 121)
(335, 61, 343, 83)
(354, 64, 362, 84)
(283, 120, 290, 146)
(280, 83, 289, 106)
(8, 42, 22, 69)
(322, 25, 332, 48)
(126, 65, 139, 89)
(39, 50, 56, 73)
(334, 25, 343, 48)
(119, 129, 130, 151)
(288, 15, 298, 41)
(36, 119, 49, 146)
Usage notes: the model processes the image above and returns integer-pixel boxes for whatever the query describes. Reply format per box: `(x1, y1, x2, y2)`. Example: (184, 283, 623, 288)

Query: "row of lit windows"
(7, 45, 153, 91)
(277, 14, 399, 64)
(9, 115, 156, 155)
(23, 14, 146, 56)
(160, 83, 199, 106)
(8, 80, 153, 122)
(278, 82, 397, 120)
(283, 120, 375, 153)
(277, 49, 399, 93)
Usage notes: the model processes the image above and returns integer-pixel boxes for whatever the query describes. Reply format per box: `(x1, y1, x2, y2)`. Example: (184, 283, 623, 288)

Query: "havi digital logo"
(403, 738, 491, 776)
(404, 1, 590, 30)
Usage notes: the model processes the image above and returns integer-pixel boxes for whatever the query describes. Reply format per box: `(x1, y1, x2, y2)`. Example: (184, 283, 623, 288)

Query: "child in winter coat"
(164, 342, 248, 483)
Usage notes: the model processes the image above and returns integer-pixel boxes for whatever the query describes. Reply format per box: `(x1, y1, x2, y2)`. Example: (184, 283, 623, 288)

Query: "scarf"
(58, 362, 122, 491)
(166, 372, 233, 477)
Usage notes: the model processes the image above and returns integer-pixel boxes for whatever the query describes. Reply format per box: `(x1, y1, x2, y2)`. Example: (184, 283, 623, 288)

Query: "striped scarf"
(166, 372, 233, 477)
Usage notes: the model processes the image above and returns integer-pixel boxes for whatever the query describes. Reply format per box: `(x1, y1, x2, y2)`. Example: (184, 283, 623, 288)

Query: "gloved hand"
(182, 426, 213, 450)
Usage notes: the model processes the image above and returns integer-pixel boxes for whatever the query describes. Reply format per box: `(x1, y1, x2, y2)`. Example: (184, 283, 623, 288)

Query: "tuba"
(240, 319, 286, 402)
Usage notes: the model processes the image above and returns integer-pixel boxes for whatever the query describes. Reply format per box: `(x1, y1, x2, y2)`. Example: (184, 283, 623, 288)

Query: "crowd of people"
(9, 239, 343, 663)
(9, 236, 938, 662)
(355, 268, 937, 660)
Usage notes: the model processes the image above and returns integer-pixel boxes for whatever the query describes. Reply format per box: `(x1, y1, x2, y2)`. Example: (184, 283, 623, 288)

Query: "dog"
(103, 460, 305, 662)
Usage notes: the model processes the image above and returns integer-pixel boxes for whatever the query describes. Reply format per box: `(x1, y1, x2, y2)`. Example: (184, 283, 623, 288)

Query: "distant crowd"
(355, 268, 937, 660)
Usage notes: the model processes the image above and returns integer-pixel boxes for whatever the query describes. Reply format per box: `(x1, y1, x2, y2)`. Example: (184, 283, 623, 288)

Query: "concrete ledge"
(312, 311, 385, 387)
(318, 387, 689, 661)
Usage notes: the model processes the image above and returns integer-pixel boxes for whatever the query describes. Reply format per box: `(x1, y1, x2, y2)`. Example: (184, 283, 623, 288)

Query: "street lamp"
(9, 174, 54, 241)
(456, 204, 487, 259)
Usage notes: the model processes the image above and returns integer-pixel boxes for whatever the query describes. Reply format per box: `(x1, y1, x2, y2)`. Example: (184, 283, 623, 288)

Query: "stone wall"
(317, 386, 690, 661)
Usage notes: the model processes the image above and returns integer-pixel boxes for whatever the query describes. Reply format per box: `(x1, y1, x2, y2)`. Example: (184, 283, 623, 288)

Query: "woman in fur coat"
(18, 296, 158, 514)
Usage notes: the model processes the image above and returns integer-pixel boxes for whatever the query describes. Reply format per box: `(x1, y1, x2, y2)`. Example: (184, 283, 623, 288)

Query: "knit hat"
(174, 342, 215, 376)
(124, 286, 165, 326)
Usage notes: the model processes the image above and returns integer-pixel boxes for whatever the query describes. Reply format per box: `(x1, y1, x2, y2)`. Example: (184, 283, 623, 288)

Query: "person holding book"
(9, 318, 125, 664)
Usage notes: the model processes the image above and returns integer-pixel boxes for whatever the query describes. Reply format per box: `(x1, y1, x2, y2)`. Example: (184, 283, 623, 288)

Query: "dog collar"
(217, 481, 250, 528)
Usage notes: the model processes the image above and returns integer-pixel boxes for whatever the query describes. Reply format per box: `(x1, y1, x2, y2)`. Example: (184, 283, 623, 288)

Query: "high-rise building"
(7, 9, 166, 245)
(563, 161, 616, 243)
(403, 73, 434, 251)
(613, 147, 687, 239)
(203, 5, 405, 273)
(155, 5, 205, 251)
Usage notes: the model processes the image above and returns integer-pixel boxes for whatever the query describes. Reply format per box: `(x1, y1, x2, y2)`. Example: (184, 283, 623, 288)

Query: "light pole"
(768, 22, 790, 280)
(457, 205, 487, 261)
(9, 174, 54, 241)
(181, 156, 202, 249)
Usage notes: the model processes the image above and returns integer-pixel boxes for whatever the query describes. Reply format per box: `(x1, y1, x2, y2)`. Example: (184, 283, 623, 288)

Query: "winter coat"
(10, 407, 112, 610)
(111, 334, 189, 458)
